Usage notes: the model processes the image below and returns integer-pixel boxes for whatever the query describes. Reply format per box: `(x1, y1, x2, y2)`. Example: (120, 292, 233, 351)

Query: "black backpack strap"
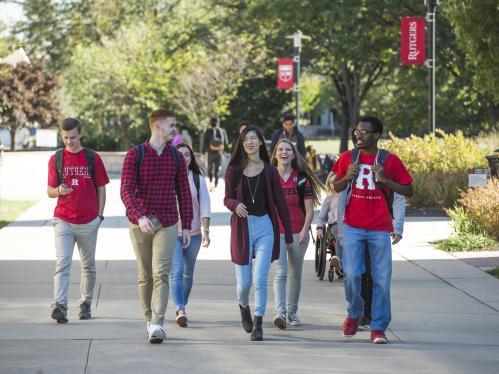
(193, 171, 200, 203)
(55, 149, 64, 185)
(170, 145, 181, 194)
(134, 143, 145, 184)
(345, 148, 361, 207)
(375, 148, 394, 218)
(297, 173, 308, 215)
(84, 148, 96, 181)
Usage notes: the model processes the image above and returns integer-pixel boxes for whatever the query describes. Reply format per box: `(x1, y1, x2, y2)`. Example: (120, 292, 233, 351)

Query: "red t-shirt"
(278, 169, 313, 234)
(48, 149, 110, 224)
(333, 150, 412, 232)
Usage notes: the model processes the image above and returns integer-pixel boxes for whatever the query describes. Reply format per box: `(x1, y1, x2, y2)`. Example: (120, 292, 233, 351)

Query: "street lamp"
(286, 30, 310, 127)
(425, 0, 439, 134)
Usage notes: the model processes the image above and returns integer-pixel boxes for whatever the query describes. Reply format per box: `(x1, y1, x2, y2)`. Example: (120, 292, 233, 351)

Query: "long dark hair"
(228, 125, 269, 169)
(175, 143, 204, 176)
(271, 138, 324, 207)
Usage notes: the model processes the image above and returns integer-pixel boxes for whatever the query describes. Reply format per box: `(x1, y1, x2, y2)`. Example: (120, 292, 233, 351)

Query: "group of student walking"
(47, 109, 413, 345)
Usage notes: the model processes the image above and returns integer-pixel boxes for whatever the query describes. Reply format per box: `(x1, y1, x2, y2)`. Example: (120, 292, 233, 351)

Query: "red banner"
(400, 17, 425, 65)
(277, 58, 294, 90)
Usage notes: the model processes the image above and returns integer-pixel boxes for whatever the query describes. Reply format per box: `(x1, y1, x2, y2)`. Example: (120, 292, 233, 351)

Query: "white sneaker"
(148, 323, 166, 344)
(288, 313, 301, 326)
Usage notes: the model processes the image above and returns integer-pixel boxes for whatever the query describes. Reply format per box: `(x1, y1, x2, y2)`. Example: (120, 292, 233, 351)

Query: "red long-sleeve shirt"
(120, 140, 193, 230)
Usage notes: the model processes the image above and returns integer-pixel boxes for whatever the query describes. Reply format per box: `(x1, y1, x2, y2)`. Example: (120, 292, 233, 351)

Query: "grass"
(486, 267, 499, 279)
(305, 139, 345, 155)
(435, 233, 499, 252)
(0, 200, 36, 229)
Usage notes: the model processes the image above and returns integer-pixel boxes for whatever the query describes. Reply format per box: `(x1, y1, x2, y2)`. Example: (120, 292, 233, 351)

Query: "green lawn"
(0, 200, 36, 229)
(305, 138, 352, 155)
(486, 267, 499, 279)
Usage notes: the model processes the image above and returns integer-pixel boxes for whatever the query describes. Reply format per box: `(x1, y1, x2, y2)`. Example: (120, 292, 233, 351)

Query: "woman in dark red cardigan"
(224, 125, 293, 341)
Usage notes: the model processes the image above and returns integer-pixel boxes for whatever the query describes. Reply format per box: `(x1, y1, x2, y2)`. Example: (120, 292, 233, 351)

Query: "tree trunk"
(488, 102, 499, 130)
(338, 65, 361, 153)
(9, 127, 16, 151)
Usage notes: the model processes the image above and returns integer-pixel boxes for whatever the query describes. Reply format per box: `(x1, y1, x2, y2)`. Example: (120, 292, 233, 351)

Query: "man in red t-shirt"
(47, 118, 109, 324)
(333, 116, 413, 344)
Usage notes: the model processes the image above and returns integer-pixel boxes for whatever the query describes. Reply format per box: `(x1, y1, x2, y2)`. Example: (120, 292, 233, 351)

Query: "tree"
(0, 61, 60, 150)
(443, 0, 499, 129)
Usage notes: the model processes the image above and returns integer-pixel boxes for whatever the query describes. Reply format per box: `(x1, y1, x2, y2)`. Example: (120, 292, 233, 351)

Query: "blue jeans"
(273, 233, 309, 315)
(235, 215, 274, 317)
(169, 234, 202, 310)
(342, 224, 392, 330)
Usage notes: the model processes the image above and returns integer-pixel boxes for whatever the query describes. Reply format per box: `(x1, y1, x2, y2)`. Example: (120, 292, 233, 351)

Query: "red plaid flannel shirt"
(120, 140, 193, 230)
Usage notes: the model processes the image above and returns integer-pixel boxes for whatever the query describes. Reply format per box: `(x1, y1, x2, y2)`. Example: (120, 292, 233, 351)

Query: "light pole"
(286, 30, 310, 127)
(425, 0, 438, 134)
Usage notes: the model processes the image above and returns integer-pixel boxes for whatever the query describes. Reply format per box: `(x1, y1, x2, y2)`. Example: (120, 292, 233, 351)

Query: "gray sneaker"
(78, 302, 91, 320)
(273, 313, 287, 329)
(51, 303, 68, 323)
(288, 313, 301, 326)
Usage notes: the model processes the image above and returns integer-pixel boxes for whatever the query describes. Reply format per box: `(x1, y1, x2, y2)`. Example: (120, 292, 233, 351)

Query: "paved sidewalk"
(1, 179, 499, 373)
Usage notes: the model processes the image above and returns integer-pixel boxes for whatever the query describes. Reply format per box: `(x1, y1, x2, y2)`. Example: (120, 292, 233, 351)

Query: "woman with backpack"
(224, 125, 293, 341)
(169, 143, 211, 327)
(270, 139, 323, 328)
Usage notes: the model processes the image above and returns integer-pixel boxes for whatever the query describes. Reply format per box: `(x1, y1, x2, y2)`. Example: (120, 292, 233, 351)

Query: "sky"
(0, 2, 24, 29)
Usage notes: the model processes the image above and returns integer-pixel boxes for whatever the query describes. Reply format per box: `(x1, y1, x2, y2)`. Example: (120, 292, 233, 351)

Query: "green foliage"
(0, 200, 36, 230)
(444, 0, 499, 104)
(436, 180, 499, 252)
(381, 130, 487, 208)
(382, 130, 487, 173)
(486, 267, 499, 279)
(0, 61, 60, 150)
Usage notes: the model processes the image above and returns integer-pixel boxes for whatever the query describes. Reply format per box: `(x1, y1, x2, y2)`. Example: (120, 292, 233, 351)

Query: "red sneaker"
(341, 316, 360, 338)
(371, 330, 388, 344)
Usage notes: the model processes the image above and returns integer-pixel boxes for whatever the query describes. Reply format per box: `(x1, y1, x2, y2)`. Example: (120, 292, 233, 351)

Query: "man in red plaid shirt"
(121, 108, 193, 344)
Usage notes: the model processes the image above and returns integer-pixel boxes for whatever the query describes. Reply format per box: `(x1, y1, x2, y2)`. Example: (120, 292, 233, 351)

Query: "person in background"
(231, 121, 250, 155)
(201, 117, 229, 190)
(270, 113, 306, 158)
(170, 143, 211, 327)
(306, 145, 318, 171)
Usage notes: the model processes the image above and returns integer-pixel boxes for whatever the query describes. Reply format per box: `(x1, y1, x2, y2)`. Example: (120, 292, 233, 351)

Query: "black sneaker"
(78, 302, 91, 320)
(51, 304, 68, 323)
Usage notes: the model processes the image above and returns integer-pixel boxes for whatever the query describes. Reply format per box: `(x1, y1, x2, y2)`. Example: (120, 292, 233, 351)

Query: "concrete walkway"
(1, 177, 499, 373)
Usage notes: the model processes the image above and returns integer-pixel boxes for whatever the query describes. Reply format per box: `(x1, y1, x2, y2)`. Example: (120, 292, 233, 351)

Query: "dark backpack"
(134, 143, 200, 203)
(346, 148, 394, 217)
(55, 148, 96, 188)
(209, 128, 224, 149)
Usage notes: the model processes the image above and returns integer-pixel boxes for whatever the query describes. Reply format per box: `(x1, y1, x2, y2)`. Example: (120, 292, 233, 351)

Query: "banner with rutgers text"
(277, 58, 294, 90)
(400, 17, 425, 65)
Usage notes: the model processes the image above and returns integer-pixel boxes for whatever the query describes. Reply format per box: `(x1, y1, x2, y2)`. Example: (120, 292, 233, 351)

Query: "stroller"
(314, 223, 343, 282)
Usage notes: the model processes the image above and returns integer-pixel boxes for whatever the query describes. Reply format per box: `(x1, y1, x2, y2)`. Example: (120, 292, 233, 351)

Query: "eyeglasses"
(354, 129, 378, 136)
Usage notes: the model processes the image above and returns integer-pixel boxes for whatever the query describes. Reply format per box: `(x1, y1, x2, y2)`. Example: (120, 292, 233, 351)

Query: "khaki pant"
(129, 216, 177, 326)
(53, 216, 101, 308)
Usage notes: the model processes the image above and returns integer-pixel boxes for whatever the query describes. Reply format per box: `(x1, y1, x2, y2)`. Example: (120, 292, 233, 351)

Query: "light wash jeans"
(235, 214, 274, 317)
(169, 234, 202, 310)
(129, 217, 177, 326)
(52, 216, 101, 308)
(342, 224, 392, 331)
(273, 232, 310, 315)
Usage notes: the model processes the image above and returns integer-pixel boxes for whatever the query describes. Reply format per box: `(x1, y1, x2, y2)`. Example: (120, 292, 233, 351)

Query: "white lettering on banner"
(408, 21, 420, 60)
(72, 179, 79, 186)
(355, 165, 376, 190)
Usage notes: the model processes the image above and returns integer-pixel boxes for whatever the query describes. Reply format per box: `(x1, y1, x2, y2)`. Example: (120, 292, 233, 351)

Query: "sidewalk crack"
(84, 339, 92, 374)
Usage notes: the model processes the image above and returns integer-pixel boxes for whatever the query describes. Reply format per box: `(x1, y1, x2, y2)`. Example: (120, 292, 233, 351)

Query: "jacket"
(224, 163, 293, 265)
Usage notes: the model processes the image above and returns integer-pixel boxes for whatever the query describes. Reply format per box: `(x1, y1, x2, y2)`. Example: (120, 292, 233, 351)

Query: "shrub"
(457, 179, 499, 240)
(381, 130, 487, 208)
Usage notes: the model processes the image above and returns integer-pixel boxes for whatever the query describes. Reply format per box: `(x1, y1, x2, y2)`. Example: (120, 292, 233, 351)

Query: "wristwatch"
(99, 215, 104, 222)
